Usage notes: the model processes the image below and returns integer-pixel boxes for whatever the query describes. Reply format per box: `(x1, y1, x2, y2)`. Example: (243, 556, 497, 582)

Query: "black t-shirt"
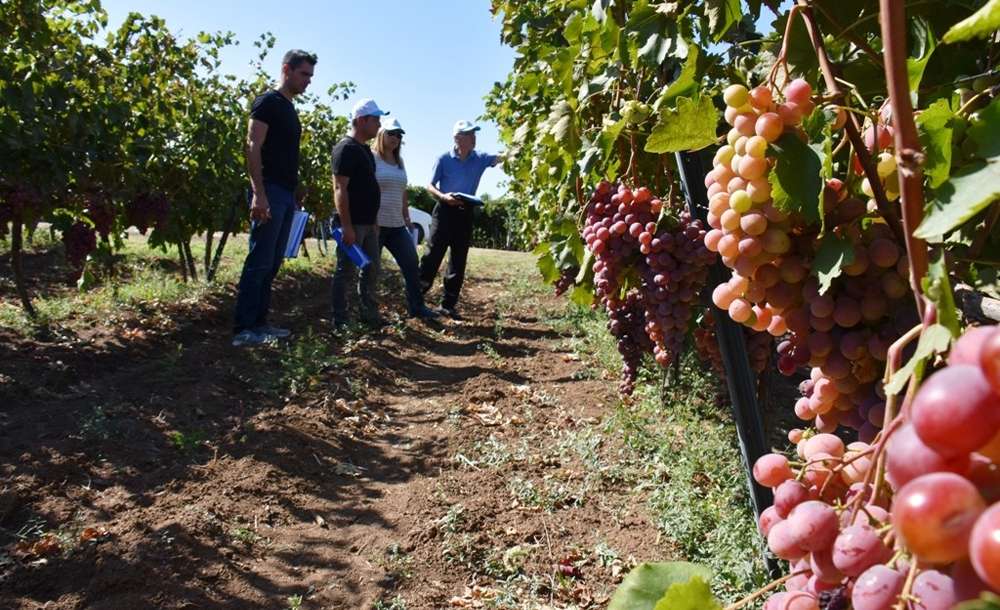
(250, 90, 301, 190)
(331, 137, 380, 225)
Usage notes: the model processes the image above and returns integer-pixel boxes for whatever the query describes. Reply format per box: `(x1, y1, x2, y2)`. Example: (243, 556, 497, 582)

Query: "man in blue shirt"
(419, 120, 502, 319)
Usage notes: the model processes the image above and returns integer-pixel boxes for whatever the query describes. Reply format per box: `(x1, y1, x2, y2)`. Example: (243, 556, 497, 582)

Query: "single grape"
(754, 453, 795, 487)
(980, 328, 1000, 396)
(910, 569, 958, 610)
(832, 524, 892, 577)
(724, 84, 750, 108)
(892, 472, 985, 564)
(852, 564, 905, 610)
(756, 112, 784, 142)
(785, 79, 813, 105)
(911, 364, 1000, 458)
(775, 479, 812, 518)
(786, 500, 839, 552)
(970, 502, 1000, 591)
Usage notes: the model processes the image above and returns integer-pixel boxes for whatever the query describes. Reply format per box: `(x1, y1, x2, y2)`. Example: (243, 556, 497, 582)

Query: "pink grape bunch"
(754, 324, 1000, 610)
(553, 267, 578, 297)
(581, 181, 713, 394)
(126, 192, 171, 235)
(707, 79, 916, 436)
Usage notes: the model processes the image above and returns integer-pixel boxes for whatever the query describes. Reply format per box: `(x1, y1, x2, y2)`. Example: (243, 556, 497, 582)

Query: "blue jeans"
(232, 183, 294, 334)
(379, 225, 426, 314)
(331, 224, 381, 324)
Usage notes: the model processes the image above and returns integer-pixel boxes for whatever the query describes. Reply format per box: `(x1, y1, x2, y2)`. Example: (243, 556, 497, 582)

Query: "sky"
(98, 0, 516, 198)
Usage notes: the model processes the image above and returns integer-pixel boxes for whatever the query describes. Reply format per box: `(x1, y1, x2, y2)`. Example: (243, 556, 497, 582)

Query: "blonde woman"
(372, 119, 438, 319)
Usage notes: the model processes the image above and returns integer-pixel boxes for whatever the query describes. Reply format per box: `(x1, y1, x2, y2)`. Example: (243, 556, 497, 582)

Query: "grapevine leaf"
(653, 45, 701, 111)
(575, 249, 595, 284)
(915, 157, 1000, 238)
(570, 283, 595, 307)
(768, 132, 825, 225)
(534, 243, 561, 284)
(922, 249, 961, 337)
(704, 0, 742, 42)
(579, 146, 601, 174)
(906, 17, 937, 96)
(954, 592, 1000, 610)
(813, 234, 855, 295)
(942, 0, 1000, 43)
(884, 324, 952, 397)
(644, 96, 719, 154)
(608, 562, 715, 610)
(653, 576, 723, 610)
(968, 97, 1000, 158)
(599, 117, 627, 159)
(916, 99, 954, 189)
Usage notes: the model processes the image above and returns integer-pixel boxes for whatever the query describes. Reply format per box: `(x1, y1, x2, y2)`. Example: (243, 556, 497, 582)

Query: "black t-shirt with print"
(250, 90, 301, 190)
(331, 136, 380, 225)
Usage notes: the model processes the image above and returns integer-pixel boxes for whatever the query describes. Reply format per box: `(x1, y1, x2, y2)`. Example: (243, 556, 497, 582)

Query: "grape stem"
(794, 2, 907, 247)
(893, 558, 920, 610)
(722, 569, 809, 610)
(880, 0, 930, 318)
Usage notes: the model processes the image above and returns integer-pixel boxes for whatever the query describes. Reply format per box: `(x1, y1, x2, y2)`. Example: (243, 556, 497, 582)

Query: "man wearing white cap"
(330, 98, 388, 328)
(418, 120, 503, 319)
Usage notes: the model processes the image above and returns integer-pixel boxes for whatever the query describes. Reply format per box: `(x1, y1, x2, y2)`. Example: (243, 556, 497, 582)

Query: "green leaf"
(570, 283, 595, 307)
(653, 576, 723, 610)
(644, 96, 719, 154)
(906, 17, 938, 96)
(923, 249, 961, 337)
(968, 97, 1000, 158)
(704, 0, 742, 41)
(943, 0, 1000, 43)
(813, 234, 855, 295)
(916, 99, 955, 189)
(653, 45, 701, 111)
(955, 593, 1000, 610)
(608, 562, 715, 610)
(884, 324, 953, 396)
(768, 132, 825, 225)
(535, 244, 560, 284)
(576, 249, 595, 284)
(915, 157, 1000, 238)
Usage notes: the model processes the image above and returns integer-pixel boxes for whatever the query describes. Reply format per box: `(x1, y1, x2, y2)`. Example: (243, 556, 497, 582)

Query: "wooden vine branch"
(879, 0, 929, 317)
(795, 3, 907, 247)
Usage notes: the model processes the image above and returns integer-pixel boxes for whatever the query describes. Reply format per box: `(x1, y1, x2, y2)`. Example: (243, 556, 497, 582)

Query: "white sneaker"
(232, 329, 266, 347)
(256, 325, 291, 339)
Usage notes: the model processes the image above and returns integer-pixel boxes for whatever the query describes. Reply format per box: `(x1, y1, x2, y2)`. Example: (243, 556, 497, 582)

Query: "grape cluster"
(62, 221, 97, 267)
(708, 80, 915, 436)
(754, 324, 1000, 610)
(553, 267, 578, 297)
(581, 181, 713, 394)
(126, 192, 170, 234)
(83, 191, 114, 239)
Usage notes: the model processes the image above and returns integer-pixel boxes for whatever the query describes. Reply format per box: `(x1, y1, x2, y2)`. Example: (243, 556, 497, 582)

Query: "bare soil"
(1, 248, 666, 609)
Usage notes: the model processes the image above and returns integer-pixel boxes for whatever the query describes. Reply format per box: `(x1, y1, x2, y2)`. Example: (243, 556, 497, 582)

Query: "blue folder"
(284, 210, 310, 258)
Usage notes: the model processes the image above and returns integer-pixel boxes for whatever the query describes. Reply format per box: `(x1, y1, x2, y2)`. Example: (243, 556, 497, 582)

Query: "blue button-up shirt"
(430, 150, 498, 196)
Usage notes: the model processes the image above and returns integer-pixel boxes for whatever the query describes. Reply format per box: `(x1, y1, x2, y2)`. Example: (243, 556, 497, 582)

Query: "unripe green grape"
(876, 152, 896, 178)
(730, 190, 753, 213)
(724, 84, 750, 108)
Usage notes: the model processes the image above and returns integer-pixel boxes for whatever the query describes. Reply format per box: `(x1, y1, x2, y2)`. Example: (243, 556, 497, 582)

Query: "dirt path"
(1, 249, 664, 609)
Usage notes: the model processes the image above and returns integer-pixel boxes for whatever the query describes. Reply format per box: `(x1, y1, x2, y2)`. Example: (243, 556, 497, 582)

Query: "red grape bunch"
(126, 192, 171, 235)
(754, 324, 1000, 609)
(62, 221, 97, 268)
(581, 181, 713, 394)
(83, 191, 115, 239)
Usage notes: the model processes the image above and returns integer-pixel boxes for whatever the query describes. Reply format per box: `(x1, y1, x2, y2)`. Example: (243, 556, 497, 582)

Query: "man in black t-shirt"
(330, 98, 387, 328)
(232, 49, 316, 347)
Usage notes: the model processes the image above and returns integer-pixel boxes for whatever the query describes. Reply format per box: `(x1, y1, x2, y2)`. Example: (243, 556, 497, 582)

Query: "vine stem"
(723, 570, 808, 610)
(880, 0, 929, 318)
(795, 2, 906, 247)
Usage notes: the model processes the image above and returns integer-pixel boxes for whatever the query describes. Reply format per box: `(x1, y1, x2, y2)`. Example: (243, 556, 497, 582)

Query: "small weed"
(231, 526, 261, 546)
(376, 543, 413, 581)
(477, 341, 503, 365)
(79, 405, 113, 441)
(373, 596, 406, 610)
(168, 429, 206, 454)
(287, 594, 303, 610)
(279, 328, 344, 396)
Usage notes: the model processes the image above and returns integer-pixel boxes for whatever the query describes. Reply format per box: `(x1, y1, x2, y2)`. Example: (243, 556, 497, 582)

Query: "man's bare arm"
(246, 119, 271, 222)
(333, 174, 356, 245)
(427, 183, 460, 206)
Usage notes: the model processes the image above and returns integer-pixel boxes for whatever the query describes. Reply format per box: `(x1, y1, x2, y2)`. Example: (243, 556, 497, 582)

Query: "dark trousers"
(419, 204, 473, 310)
(379, 225, 426, 314)
(233, 182, 294, 334)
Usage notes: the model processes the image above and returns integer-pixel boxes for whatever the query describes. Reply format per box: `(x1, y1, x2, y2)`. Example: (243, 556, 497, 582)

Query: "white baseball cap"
(352, 98, 389, 120)
(382, 117, 405, 133)
(453, 120, 481, 136)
